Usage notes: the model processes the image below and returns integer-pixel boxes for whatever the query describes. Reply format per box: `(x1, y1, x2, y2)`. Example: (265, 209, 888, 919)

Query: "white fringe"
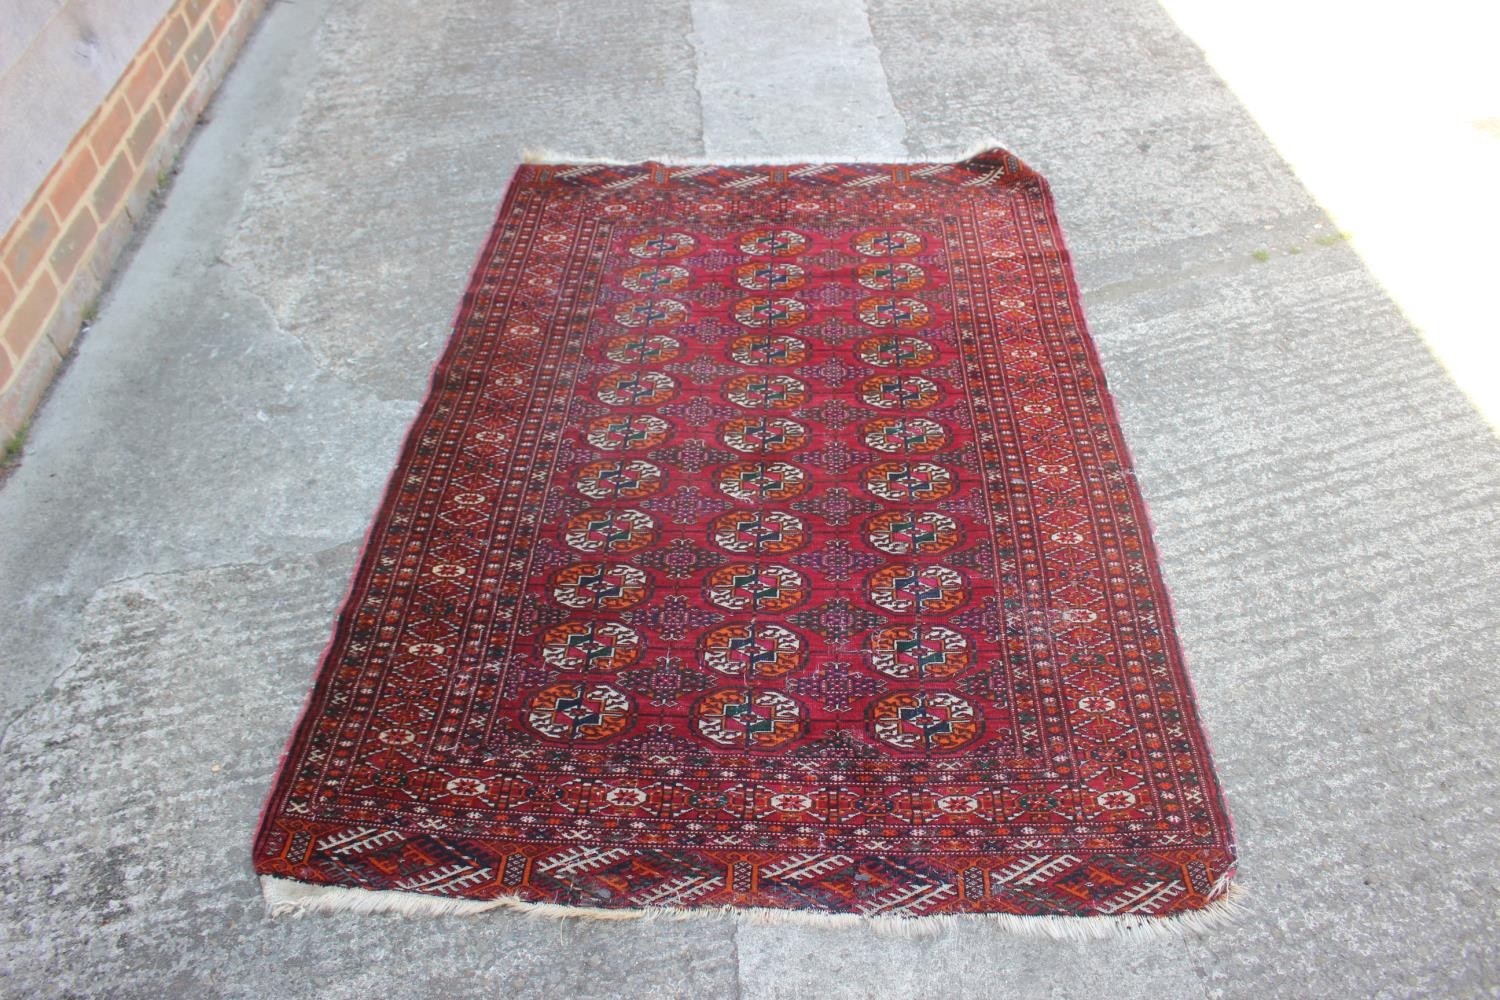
(260, 875, 1247, 940)
(518, 142, 1015, 168)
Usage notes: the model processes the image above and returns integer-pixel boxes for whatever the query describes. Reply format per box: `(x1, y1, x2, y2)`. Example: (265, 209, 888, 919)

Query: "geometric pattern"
(255, 148, 1236, 921)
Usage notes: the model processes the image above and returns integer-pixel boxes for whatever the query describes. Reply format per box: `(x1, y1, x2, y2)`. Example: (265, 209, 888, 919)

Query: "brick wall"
(0, 0, 269, 440)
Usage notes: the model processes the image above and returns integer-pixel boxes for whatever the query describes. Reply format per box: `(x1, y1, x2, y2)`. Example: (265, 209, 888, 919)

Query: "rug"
(255, 147, 1239, 934)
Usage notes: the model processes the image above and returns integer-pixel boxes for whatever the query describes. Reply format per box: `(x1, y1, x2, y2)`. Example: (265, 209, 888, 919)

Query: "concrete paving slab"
(689, 0, 907, 160)
(227, 0, 704, 399)
(1, 0, 1497, 996)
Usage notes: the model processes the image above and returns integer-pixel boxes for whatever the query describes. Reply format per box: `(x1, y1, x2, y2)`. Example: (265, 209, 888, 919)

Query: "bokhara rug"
(255, 148, 1239, 932)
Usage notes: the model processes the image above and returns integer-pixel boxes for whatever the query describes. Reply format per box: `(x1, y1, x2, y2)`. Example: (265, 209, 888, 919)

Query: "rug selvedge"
(254, 149, 1239, 930)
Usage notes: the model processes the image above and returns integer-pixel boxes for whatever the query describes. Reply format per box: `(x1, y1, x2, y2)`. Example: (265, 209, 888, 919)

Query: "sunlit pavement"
(1162, 0, 1500, 429)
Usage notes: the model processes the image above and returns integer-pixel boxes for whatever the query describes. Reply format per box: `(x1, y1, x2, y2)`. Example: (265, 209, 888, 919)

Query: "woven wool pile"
(256, 149, 1238, 933)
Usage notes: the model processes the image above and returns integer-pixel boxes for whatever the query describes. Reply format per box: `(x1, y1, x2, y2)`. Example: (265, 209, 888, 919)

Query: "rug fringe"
(259, 875, 1247, 939)
(518, 142, 1014, 168)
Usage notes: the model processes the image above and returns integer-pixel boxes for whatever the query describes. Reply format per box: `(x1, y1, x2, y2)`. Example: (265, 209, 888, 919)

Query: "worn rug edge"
(519, 141, 1014, 167)
(260, 875, 1246, 938)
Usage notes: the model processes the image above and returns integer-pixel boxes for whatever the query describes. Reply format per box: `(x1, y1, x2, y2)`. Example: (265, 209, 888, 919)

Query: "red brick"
(0, 342, 14, 390)
(184, 0, 214, 25)
(1, 272, 59, 360)
(211, 0, 237, 35)
(49, 148, 100, 222)
(0, 267, 15, 319)
(127, 105, 164, 165)
(2, 207, 60, 290)
(124, 53, 166, 112)
(155, 14, 191, 66)
(157, 60, 191, 117)
(93, 153, 136, 220)
(90, 97, 134, 161)
(48, 209, 99, 283)
(184, 21, 217, 73)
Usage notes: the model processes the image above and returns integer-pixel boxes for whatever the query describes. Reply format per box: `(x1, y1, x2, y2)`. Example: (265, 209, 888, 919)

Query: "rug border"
(259, 875, 1247, 939)
(251, 174, 532, 855)
(519, 141, 1015, 167)
(1026, 158, 1243, 863)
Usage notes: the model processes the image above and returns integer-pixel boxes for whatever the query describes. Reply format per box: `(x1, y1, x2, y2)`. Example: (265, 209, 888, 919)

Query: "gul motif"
(724, 373, 809, 410)
(733, 296, 810, 329)
(605, 333, 683, 364)
(621, 263, 690, 293)
(720, 416, 808, 454)
(855, 260, 926, 291)
(595, 370, 678, 407)
(586, 414, 672, 451)
(852, 228, 925, 257)
(710, 509, 807, 554)
(863, 461, 956, 502)
(561, 508, 658, 553)
(867, 690, 982, 753)
(540, 621, 644, 672)
(734, 261, 806, 291)
(858, 373, 941, 409)
(526, 682, 635, 743)
(614, 298, 689, 328)
(573, 459, 664, 499)
(729, 333, 809, 367)
(699, 622, 806, 678)
(693, 688, 807, 749)
(857, 335, 936, 368)
(864, 510, 962, 555)
(866, 564, 969, 614)
(551, 563, 652, 610)
(866, 624, 972, 680)
(717, 460, 809, 502)
(704, 563, 808, 613)
(861, 416, 948, 454)
(628, 231, 697, 259)
(856, 296, 931, 330)
(739, 229, 810, 256)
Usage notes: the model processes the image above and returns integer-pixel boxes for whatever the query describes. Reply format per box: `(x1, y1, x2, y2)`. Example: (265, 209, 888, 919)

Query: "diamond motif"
(791, 487, 880, 527)
(794, 396, 868, 430)
(791, 538, 882, 583)
(788, 661, 885, 713)
(635, 538, 727, 580)
(659, 398, 738, 426)
(787, 597, 886, 645)
(652, 438, 736, 474)
(643, 485, 734, 525)
(616, 655, 715, 707)
(801, 439, 858, 476)
(622, 595, 724, 641)
(796, 354, 859, 388)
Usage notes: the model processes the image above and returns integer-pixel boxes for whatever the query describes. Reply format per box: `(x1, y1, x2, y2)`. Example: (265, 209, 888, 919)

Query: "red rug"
(255, 149, 1238, 931)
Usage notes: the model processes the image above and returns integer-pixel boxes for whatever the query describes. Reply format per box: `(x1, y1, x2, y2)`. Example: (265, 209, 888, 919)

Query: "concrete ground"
(2, 0, 1498, 996)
